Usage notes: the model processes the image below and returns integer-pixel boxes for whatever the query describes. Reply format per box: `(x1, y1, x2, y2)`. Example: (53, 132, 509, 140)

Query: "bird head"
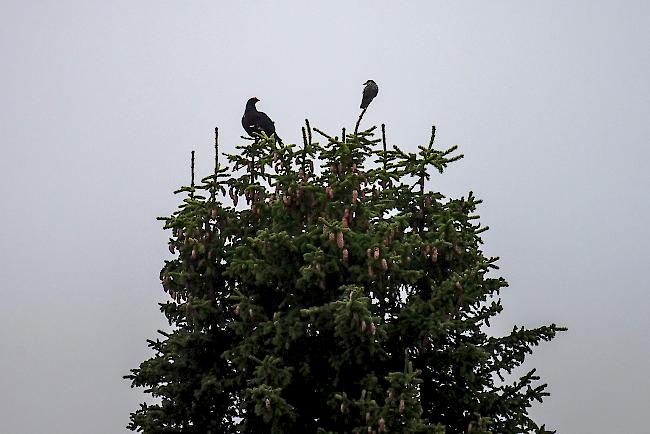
(245, 97, 260, 110)
(363, 80, 376, 86)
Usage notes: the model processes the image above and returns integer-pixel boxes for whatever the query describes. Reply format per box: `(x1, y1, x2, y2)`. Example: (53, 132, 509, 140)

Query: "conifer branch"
(381, 123, 387, 172)
(301, 127, 307, 148)
(354, 107, 367, 135)
(312, 127, 332, 140)
(305, 119, 312, 146)
(301, 127, 308, 172)
(190, 150, 195, 198)
(211, 127, 219, 201)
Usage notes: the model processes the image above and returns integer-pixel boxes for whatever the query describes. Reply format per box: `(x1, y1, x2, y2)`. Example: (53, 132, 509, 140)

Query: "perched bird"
(360, 80, 379, 109)
(241, 97, 282, 143)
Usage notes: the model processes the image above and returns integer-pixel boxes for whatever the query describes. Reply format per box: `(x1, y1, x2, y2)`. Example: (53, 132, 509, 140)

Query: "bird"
(360, 80, 379, 109)
(241, 97, 282, 144)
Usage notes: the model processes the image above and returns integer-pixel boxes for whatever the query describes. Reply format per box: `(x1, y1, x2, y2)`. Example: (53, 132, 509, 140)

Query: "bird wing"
(242, 111, 262, 136)
(242, 110, 280, 143)
(256, 111, 276, 135)
(360, 84, 378, 109)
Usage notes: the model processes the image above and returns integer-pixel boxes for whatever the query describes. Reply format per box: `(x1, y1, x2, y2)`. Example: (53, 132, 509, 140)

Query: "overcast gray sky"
(1, 1, 648, 433)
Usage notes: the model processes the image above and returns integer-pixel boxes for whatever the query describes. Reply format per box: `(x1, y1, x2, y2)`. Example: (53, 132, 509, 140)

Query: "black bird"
(241, 97, 282, 143)
(360, 80, 379, 109)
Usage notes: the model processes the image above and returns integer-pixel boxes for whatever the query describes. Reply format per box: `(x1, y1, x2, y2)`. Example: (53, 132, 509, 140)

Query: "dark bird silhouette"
(242, 97, 282, 144)
(360, 80, 379, 109)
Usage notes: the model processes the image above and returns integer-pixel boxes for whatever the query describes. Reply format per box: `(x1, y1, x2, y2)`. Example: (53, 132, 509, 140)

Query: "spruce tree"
(126, 120, 565, 433)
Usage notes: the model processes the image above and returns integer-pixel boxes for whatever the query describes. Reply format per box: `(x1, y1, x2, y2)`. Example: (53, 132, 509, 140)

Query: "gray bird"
(360, 80, 379, 109)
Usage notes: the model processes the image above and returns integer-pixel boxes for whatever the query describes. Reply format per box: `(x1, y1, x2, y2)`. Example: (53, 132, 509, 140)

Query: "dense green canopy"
(126, 122, 564, 433)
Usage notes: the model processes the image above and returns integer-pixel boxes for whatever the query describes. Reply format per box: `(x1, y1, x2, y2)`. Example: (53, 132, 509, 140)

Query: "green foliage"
(125, 122, 565, 433)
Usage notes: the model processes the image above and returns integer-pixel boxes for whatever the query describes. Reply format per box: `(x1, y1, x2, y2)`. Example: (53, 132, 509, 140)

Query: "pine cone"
(283, 195, 291, 206)
(336, 232, 344, 249)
